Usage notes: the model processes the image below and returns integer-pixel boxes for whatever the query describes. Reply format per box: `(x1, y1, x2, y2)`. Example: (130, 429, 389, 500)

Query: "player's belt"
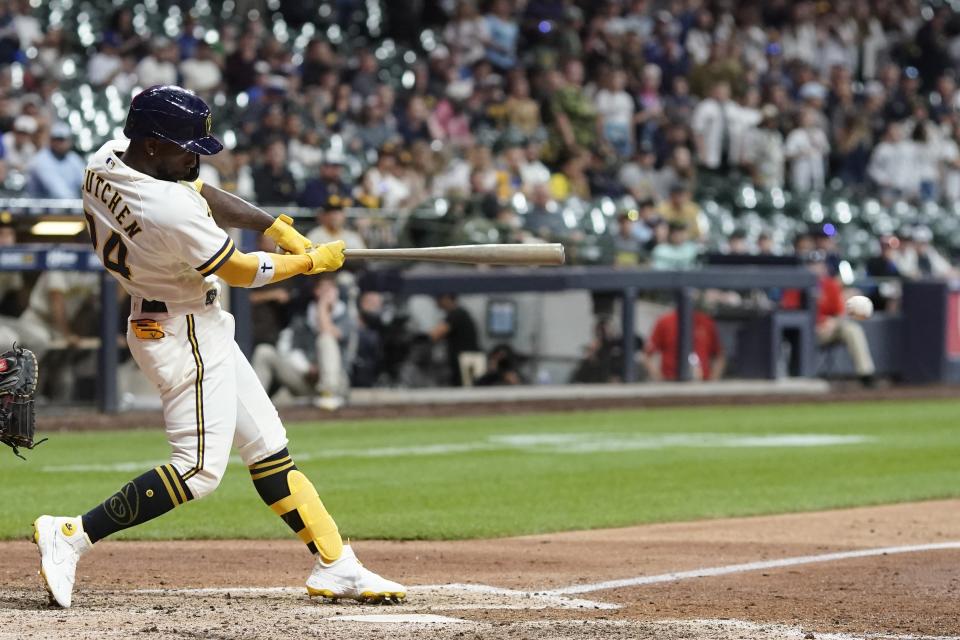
(141, 300, 168, 313)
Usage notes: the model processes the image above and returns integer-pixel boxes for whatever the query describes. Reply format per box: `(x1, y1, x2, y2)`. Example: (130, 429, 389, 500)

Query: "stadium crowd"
(0, 0, 959, 401)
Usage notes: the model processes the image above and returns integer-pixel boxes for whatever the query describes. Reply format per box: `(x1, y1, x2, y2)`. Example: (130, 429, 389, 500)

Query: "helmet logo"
(205, 115, 212, 136)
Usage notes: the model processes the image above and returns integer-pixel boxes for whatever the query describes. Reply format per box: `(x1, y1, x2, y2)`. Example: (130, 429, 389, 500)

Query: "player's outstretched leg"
(248, 448, 406, 603)
(34, 464, 193, 607)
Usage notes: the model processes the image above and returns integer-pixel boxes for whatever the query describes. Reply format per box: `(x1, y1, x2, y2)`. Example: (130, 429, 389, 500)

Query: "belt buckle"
(131, 319, 165, 340)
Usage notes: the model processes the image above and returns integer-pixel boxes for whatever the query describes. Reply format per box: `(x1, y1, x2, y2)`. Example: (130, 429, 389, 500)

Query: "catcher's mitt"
(0, 345, 44, 459)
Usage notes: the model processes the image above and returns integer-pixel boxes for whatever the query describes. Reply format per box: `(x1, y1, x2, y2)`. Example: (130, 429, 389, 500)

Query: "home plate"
(327, 614, 471, 624)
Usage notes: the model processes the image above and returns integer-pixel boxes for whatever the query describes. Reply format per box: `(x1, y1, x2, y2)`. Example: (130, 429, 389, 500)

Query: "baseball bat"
(343, 243, 565, 266)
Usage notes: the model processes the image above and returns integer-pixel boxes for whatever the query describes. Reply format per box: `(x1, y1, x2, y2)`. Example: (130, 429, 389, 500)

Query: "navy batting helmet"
(124, 85, 223, 155)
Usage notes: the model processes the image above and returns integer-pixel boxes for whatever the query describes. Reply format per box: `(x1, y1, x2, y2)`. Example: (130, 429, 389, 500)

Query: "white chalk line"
(40, 432, 871, 473)
(547, 540, 960, 595)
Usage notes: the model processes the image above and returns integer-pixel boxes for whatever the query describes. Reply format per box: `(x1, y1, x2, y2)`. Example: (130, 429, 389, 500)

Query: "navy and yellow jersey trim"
(155, 464, 193, 506)
(181, 314, 206, 482)
(195, 237, 235, 277)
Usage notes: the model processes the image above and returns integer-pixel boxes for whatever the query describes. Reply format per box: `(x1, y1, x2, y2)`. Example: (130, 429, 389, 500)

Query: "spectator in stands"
(102, 6, 144, 57)
(784, 107, 830, 193)
(397, 95, 432, 145)
(356, 94, 398, 152)
(756, 232, 775, 255)
(27, 122, 84, 199)
(594, 68, 635, 158)
(252, 139, 297, 205)
(865, 234, 903, 312)
(546, 59, 599, 159)
(443, 0, 489, 69)
(430, 293, 480, 387)
(612, 212, 644, 268)
(179, 41, 223, 95)
(549, 150, 591, 200)
(651, 222, 699, 270)
(691, 80, 733, 173)
(87, 41, 124, 88)
(897, 226, 956, 279)
(484, 0, 518, 71)
(654, 146, 696, 200)
(224, 31, 260, 93)
(868, 122, 910, 200)
(474, 344, 524, 386)
(632, 198, 662, 248)
(502, 71, 540, 136)
(252, 275, 353, 410)
(832, 114, 872, 187)
(523, 183, 568, 240)
(362, 143, 416, 210)
(657, 182, 704, 241)
(618, 143, 659, 201)
(136, 38, 179, 87)
(2, 114, 37, 172)
(300, 38, 337, 88)
(909, 121, 939, 202)
(306, 193, 365, 251)
(644, 305, 725, 382)
(745, 105, 785, 189)
(569, 316, 627, 384)
(298, 151, 351, 208)
(352, 290, 386, 388)
(727, 230, 749, 255)
(783, 251, 876, 386)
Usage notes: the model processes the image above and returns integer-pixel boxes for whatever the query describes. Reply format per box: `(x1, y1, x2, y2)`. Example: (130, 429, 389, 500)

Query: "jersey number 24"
(84, 210, 132, 279)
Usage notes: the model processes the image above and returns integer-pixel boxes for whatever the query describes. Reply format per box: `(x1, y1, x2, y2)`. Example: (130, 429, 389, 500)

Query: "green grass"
(3, 399, 959, 540)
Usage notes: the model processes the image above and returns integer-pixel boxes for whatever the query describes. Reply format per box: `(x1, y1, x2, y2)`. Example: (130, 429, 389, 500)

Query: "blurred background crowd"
(1, 0, 959, 405)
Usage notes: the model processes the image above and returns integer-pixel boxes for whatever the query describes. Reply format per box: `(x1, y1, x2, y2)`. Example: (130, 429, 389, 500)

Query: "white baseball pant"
(128, 303, 288, 499)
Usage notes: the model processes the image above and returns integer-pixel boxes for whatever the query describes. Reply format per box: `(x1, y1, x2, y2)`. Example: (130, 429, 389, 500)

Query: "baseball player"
(32, 86, 405, 608)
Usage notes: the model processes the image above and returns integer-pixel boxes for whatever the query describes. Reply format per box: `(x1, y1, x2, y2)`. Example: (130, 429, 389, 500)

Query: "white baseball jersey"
(81, 139, 236, 306)
(81, 138, 287, 496)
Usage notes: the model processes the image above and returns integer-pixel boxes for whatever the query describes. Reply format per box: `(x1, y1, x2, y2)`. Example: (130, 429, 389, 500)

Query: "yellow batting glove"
(264, 214, 313, 255)
(306, 240, 346, 274)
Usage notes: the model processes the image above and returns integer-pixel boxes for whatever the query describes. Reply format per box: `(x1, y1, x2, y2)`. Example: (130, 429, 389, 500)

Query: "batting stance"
(33, 86, 405, 608)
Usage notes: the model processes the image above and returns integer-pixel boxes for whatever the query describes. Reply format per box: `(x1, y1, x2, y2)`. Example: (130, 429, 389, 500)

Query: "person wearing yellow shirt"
(657, 181, 705, 241)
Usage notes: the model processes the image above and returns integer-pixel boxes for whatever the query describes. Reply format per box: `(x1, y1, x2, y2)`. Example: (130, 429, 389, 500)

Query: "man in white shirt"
(180, 41, 222, 95)
(868, 122, 914, 199)
(136, 38, 179, 87)
(594, 69, 635, 157)
(784, 108, 830, 192)
(691, 80, 733, 170)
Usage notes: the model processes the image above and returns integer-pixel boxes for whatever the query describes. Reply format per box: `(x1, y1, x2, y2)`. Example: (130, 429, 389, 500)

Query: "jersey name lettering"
(83, 169, 143, 239)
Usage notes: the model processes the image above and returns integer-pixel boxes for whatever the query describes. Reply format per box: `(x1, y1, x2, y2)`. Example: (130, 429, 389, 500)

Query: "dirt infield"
(5, 500, 959, 639)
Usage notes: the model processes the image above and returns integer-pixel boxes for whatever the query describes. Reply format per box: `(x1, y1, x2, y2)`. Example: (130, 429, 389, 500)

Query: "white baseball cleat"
(306, 545, 406, 603)
(33, 515, 91, 608)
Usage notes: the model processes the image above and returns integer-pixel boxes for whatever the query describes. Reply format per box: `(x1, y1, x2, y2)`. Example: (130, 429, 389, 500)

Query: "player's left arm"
(191, 180, 312, 254)
(213, 241, 345, 288)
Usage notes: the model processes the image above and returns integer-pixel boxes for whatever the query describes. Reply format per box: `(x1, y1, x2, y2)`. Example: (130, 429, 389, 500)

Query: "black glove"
(0, 345, 44, 459)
